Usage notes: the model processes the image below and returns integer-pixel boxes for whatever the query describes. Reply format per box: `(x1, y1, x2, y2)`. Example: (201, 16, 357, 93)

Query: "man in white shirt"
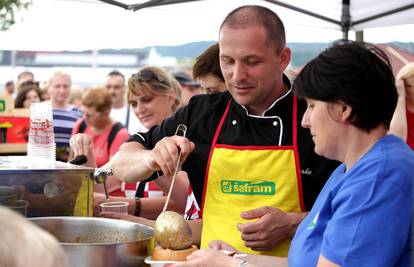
(105, 70, 146, 134)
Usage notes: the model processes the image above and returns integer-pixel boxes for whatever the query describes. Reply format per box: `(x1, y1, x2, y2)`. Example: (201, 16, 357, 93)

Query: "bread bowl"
(151, 245, 198, 261)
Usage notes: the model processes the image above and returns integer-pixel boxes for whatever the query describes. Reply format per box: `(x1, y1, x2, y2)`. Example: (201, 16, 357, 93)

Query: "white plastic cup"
(27, 102, 56, 164)
(100, 201, 129, 215)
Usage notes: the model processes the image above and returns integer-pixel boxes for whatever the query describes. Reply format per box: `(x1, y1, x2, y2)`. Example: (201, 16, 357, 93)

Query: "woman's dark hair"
(192, 43, 224, 82)
(14, 82, 41, 108)
(293, 40, 397, 132)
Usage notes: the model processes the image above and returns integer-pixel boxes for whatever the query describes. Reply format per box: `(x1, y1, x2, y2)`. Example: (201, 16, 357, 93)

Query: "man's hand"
(238, 206, 306, 251)
(146, 136, 195, 176)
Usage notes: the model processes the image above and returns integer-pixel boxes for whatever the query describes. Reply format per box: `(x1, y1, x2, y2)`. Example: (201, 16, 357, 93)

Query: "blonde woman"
(389, 62, 414, 150)
(116, 66, 182, 201)
(71, 66, 189, 220)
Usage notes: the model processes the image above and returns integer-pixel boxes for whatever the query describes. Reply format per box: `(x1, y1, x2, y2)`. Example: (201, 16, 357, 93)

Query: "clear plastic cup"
(3, 199, 29, 217)
(28, 102, 56, 164)
(100, 201, 129, 214)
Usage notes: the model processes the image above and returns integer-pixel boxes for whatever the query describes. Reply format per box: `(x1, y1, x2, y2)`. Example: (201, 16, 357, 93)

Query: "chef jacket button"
(232, 120, 237, 125)
(273, 121, 278, 126)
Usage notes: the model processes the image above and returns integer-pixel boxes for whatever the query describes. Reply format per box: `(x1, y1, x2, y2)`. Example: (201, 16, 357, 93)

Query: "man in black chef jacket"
(79, 5, 339, 256)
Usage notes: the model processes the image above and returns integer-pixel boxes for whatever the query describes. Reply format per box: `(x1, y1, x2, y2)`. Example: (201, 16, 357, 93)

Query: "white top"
(110, 105, 147, 135)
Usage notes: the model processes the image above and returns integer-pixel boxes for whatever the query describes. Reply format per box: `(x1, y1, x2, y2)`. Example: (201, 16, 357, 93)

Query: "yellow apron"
(201, 98, 304, 256)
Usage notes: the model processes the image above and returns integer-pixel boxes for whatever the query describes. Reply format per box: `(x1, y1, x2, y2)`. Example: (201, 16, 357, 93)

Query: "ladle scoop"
(153, 124, 193, 249)
(154, 211, 193, 249)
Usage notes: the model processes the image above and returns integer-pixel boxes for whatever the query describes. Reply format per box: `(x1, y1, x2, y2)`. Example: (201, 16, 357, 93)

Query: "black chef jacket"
(130, 86, 339, 210)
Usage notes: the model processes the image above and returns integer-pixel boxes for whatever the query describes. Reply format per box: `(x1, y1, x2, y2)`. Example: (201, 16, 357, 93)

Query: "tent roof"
(0, 0, 413, 51)
(377, 44, 414, 75)
(105, 0, 414, 32)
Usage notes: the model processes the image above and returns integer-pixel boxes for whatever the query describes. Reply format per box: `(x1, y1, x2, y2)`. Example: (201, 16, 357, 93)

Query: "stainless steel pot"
(30, 217, 153, 267)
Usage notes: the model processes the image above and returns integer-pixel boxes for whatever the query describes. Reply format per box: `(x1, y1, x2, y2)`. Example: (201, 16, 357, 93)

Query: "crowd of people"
(1, 4, 413, 267)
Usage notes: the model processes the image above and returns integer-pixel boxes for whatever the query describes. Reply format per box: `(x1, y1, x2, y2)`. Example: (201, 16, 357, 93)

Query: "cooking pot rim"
(59, 237, 153, 246)
(29, 216, 154, 245)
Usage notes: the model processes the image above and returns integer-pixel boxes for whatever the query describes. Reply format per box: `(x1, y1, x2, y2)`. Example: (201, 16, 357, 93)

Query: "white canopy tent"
(100, 0, 414, 39)
(0, 0, 413, 51)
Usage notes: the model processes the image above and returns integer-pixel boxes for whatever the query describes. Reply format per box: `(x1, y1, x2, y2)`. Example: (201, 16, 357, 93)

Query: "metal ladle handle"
(162, 124, 187, 213)
(93, 168, 113, 199)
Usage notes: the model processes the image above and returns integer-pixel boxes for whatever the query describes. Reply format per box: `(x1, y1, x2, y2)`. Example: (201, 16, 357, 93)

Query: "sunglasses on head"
(132, 70, 169, 87)
(21, 80, 39, 87)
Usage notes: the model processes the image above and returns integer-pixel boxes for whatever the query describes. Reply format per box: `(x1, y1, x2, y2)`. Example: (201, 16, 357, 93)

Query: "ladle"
(70, 155, 111, 199)
(162, 124, 187, 213)
(93, 168, 112, 199)
(154, 124, 193, 250)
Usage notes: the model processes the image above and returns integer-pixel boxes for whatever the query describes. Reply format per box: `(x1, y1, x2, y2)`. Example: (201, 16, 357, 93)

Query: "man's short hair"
(220, 5, 286, 54)
(48, 70, 72, 88)
(193, 43, 224, 82)
(17, 71, 34, 81)
(107, 70, 125, 81)
(294, 40, 397, 132)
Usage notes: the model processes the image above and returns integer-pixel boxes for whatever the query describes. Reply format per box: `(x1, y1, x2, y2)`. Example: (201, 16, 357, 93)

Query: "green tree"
(0, 0, 31, 31)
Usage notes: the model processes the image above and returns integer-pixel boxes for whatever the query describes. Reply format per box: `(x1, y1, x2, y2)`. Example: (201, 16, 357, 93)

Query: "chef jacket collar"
(239, 74, 292, 118)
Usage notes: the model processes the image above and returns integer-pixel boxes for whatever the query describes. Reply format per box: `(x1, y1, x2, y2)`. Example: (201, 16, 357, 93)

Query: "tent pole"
(129, 0, 206, 11)
(11, 50, 16, 80)
(262, 0, 340, 26)
(353, 3, 414, 26)
(341, 0, 351, 40)
(355, 31, 364, 42)
(92, 50, 98, 85)
(96, 0, 129, 9)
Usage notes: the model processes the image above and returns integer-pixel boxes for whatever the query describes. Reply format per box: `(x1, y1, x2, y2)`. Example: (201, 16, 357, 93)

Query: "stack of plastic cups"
(27, 102, 56, 166)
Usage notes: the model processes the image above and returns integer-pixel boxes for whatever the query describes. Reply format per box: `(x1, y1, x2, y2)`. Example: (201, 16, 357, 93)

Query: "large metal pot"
(30, 217, 153, 267)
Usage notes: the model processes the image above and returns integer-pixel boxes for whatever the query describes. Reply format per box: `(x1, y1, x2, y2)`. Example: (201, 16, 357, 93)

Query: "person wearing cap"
(106, 5, 338, 256)
(172, 71, 203, 106)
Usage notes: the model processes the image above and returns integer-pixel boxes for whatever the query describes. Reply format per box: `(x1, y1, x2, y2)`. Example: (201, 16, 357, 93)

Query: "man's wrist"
(144, 151, 159, 172)
(287, 212, 308, 238)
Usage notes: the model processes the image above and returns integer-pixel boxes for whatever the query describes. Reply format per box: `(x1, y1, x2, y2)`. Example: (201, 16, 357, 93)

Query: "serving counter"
(0, 156, 94, 217)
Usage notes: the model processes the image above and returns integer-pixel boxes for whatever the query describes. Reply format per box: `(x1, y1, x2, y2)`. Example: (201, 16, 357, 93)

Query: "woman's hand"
(209, 240, 238, 254)
(167, 249, 240, 267)
(69, 133, 97, 167)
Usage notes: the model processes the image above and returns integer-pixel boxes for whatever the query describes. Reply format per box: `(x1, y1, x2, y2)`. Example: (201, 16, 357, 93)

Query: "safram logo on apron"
(220, 180, 276, 195)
